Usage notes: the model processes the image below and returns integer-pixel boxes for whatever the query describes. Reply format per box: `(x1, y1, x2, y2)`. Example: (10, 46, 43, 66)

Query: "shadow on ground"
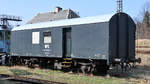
(107, 54, 150, 84)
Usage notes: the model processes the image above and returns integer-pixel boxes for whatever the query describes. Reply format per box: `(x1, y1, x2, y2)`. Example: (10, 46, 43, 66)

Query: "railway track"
(0, 74, 67, 84)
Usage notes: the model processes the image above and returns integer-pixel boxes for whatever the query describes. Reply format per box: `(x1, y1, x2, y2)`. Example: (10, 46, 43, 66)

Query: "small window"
(6, 31, 11, 40)
(0, 31, 3, 40)
(43, 31, 51, 44)
(32, 32, 40, 44)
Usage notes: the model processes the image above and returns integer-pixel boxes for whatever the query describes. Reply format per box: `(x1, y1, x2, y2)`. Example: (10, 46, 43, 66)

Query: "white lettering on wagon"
(94, 54, 106, 59)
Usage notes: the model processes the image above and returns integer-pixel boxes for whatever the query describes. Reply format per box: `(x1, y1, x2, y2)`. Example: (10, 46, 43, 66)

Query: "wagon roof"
(12, 14, 113, 31)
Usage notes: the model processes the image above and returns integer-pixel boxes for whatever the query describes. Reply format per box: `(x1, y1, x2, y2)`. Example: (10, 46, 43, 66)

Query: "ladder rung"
(63, 58, 72, 60)
(62, 62, 72, 64)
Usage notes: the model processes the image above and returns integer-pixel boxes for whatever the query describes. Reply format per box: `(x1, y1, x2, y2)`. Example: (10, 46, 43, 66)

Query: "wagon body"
(10, 13, 136, 65)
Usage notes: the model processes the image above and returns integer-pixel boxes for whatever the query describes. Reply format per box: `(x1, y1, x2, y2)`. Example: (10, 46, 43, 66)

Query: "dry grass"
(0, 66, 128, 84)
(128, 54, 150, 84)
(129, 39, 150, 84)
(136, 39, 150, 46)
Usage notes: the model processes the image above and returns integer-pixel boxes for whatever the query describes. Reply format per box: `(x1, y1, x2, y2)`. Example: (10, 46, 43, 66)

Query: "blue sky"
(0, 0, 149, 24)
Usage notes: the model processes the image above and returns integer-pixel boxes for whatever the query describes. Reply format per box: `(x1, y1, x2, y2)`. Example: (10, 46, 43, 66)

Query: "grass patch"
(9, 69, 32, 76)
(0, 66, 130, 84)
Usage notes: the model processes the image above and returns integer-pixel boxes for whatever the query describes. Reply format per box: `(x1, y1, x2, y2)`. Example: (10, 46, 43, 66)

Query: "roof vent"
(55, 6, 62, 13)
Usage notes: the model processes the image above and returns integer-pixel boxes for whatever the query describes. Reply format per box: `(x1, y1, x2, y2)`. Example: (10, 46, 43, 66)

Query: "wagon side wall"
(71, 22, 109, 62)
(10, 28, 62, 58)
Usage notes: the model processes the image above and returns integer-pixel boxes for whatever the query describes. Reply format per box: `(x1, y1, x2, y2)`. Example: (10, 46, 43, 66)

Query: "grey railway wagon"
(10, 13, 136, 65)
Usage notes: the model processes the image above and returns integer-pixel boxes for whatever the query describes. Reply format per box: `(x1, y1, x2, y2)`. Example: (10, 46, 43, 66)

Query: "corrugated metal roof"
(12, 14, 113, 31)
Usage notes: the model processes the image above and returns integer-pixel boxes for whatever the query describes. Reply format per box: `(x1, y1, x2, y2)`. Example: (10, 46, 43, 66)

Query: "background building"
(26, 7, 80, 24)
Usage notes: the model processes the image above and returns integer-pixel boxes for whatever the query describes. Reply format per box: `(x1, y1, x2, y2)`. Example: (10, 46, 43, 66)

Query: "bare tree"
(136, 1, 150, 39)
